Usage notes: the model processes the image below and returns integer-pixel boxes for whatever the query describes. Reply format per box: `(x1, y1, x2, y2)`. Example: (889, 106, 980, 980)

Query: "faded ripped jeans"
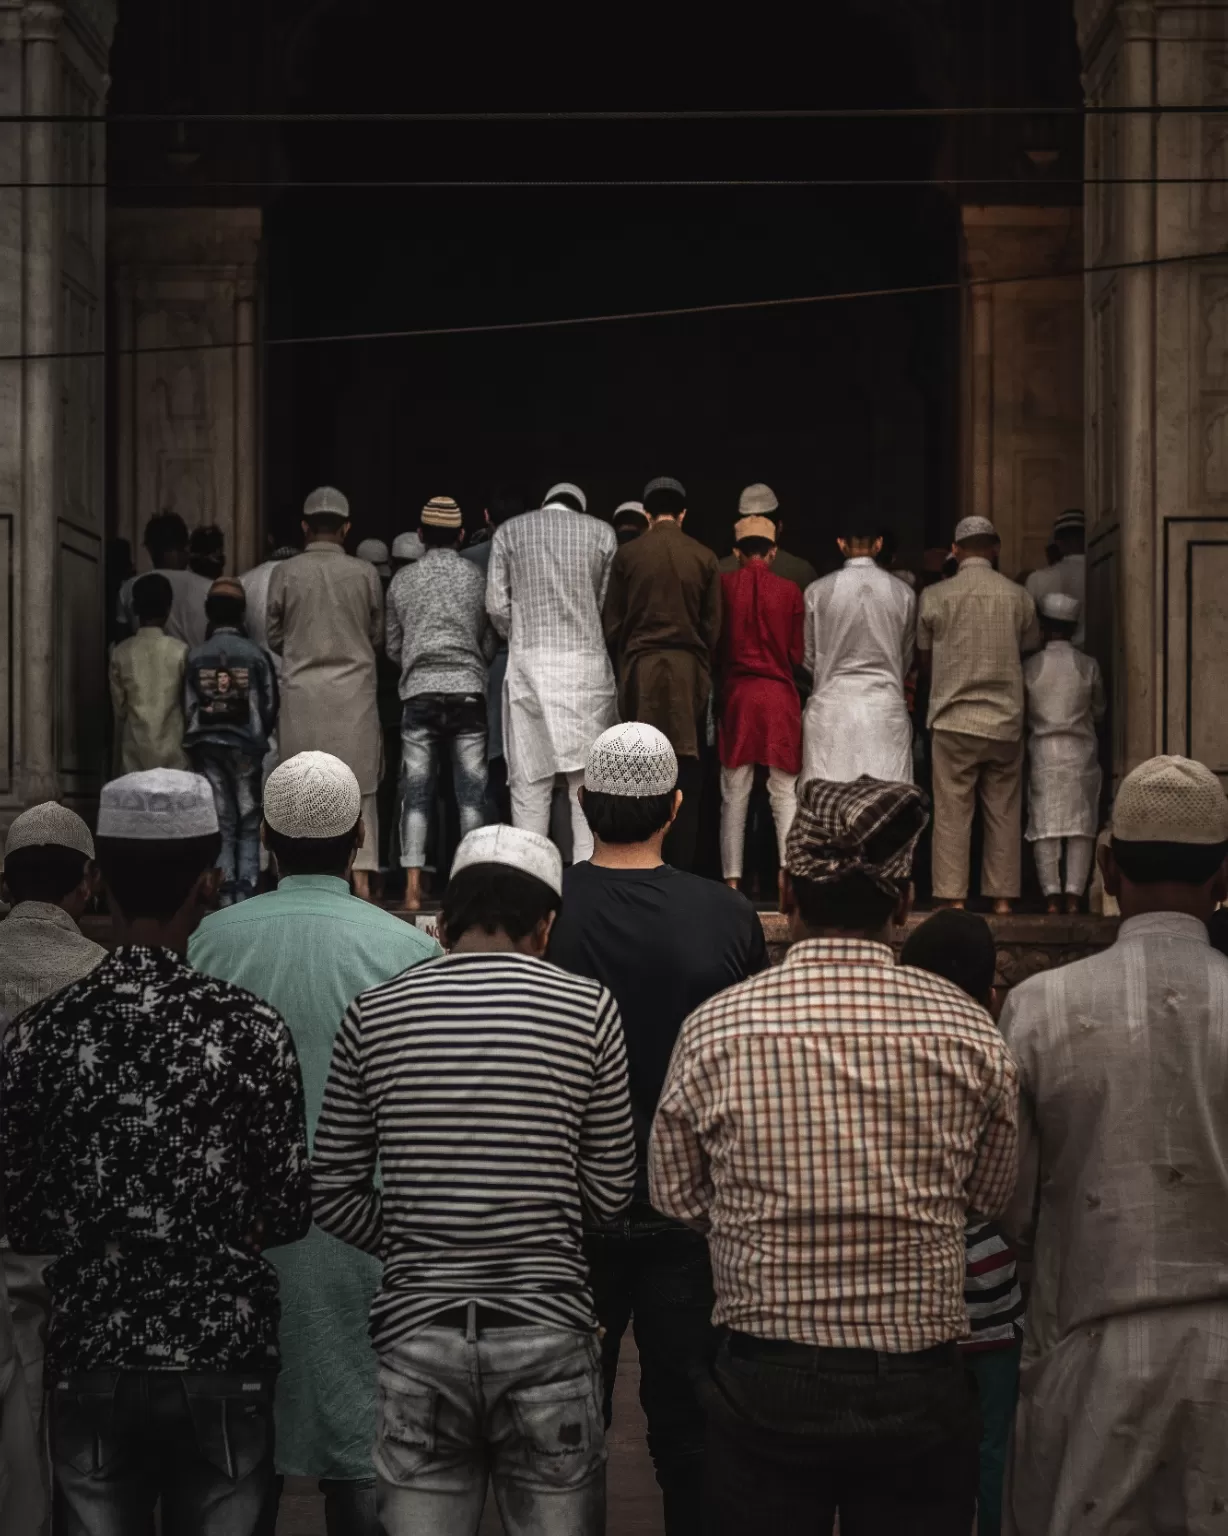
(398, 694, 487, 869)
(50, 1369, 275, 1536)
(375, 1310, 606, 1536)
(190, 744, 263, 904)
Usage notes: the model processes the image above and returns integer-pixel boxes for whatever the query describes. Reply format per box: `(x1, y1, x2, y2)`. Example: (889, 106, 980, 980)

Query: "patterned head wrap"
(785, 776, 930, 894)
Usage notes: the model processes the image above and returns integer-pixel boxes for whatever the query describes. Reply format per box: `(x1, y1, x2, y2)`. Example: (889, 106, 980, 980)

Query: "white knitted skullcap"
(355, 538, 390, 571)
(5, 802, 94, 860)
(738, 483, 779, 518)
(264, 751, 361, 839)
(450, 824, 563, 897)
(613, 501, 646, 519)
(1112, 755, 1228, 845)
(954, 515, 997, 544)
(97, 770, 219, 841)
(543, 482, 587, 512)
(391, 531, 424, 561)
(304, 486, 350, 520)
(584, 723, 679, 798)
(1040, 592, 1081, 623)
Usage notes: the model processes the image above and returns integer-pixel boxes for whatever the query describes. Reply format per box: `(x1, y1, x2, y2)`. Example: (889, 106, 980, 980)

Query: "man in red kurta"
(718, 515, 805, 887)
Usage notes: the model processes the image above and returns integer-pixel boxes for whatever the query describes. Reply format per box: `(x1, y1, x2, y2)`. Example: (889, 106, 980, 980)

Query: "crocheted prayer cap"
(584, 723, 679, 799)
(421, 496, 463, 530)
(264, 751, 361, 840)
(1053, 508, 1085, 536)
(786, 776, 930, 894)
(304, 486, 350, 520)
(391, 531, 424, 561)
(954, 515, 997, 544)
(355, 538, 391, 573)
(543, 482, 587, 513)
(1112, 756, 1228, 845)
(1039, 592, 1080, 622)
(96, 770, 219, 841)
(5, 802, 94, 860)
(738, 483, 779, 518)
(734, 515, 777, 544)
(450, 824, 563, 897)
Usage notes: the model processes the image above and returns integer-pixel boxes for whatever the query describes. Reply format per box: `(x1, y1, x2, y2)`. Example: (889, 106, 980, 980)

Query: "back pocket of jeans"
(185, 1379, 273, 1483)
(375, 1366, 438, 1485)
(508, 1374, 602, 1485)
(52, 1385, 121, 1478)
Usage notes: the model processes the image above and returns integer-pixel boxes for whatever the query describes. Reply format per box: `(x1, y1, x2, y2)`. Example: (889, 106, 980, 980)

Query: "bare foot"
(352, 870, 372, 903)
(724, 877, 741, 891)
(1064, 893, 1081, 915)
(935, 898, 966, 910)
(1046, 897, 1061, 915)
(992, 898, 1014, 916)
(399, 869, 423, 913)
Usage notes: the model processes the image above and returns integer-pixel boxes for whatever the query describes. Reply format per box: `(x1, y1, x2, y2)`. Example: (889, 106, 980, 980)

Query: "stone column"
(110, 209, 262, 578)
(1079, 0, 1228, 786)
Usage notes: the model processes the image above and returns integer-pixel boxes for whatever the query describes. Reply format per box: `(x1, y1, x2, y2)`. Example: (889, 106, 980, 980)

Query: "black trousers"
(584, 1202, 715, 1536)
(663, 755, 705, 872)
(703, 1331, 979, 1536)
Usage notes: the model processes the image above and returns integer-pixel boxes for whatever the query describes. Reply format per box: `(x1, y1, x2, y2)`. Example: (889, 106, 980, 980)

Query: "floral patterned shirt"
(0, 946, 310, 1377)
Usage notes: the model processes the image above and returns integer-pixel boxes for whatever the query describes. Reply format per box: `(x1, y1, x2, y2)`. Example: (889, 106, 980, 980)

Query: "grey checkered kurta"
(1001, 912, 1228, 1535)
(486, 507, 618, 784)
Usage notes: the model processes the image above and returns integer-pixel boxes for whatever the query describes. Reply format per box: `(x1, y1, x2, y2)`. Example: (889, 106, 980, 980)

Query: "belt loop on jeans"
(465, 1300, 477, 1344)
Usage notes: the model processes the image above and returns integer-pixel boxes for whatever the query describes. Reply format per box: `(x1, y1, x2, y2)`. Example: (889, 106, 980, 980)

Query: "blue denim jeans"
(190, 744, 263, 903)
(399, 694, 487, 869)
(375, 1314, 605, 1536)
(50, 1369, 275, 1536)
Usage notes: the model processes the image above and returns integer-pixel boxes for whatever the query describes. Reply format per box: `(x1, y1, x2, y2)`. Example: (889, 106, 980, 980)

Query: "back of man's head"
(132, 572, 173, 627)
(3, 803, 94, 908)
(441, 826, 563, 950)
(784, 776, 930, 937)
(302, 486, 350, 540)
(643, 477, 687, 520)
(95, 771, 221, 922)
(205, 577, 246, 632)
(1054, 507, 1085, 556)
(900, 910, 996, 1009)
(263, 751, 363, 878)
(188, 524, 225, 578)
(143, 511, 189, 566)
(581, 723, 680, 847)
(1107, 756, 1228, 906)
(953, 516, 1000, 560)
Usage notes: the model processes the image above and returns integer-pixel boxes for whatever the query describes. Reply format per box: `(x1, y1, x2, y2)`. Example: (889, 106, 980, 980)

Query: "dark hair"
(1056, 526, 1086, 553)
(1042, 616, 1078, 640)
(205, 592, 246, 629)
(419, 522, 462, 549)
(132, 572, 173, 623)
(188, 525, 225, 560)
(264, 821, 360, 878)
(304, 511, 347, 536)
(735, 536, 775, 559)
(440, 863, 560, 945)
(789, 871, 900, 932)
(3, 845, 89, 905)
(143, 512, 189, 558)
(838, 518, 880, 543)
(488, 489, 526, 526)
(900, 909, 996, 1007)
(95, 833, 221, 920)
(580, 788, 676, 845)
(1111, 837, 1228, 886)
(548, 490, 585, 514)
(644, 486, 686, 517)
(956, 533, 999, 555)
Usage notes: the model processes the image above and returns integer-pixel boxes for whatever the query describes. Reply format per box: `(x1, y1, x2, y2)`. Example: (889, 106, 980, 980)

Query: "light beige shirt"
(0, 902, 105, 1019)
(917, 558, 1038, 740)
(108, 626, 189, 773)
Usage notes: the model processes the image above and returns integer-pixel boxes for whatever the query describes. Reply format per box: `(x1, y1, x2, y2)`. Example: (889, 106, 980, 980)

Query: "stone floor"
(276, 1340, 665, 1535)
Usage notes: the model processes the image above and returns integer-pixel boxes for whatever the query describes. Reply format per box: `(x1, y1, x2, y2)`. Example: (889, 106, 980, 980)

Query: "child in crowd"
(1023, 592, 1106, 912)
(183, 578, 279, 905)
(108, 572, 189, 773)
(900, 908, 1022, 1536)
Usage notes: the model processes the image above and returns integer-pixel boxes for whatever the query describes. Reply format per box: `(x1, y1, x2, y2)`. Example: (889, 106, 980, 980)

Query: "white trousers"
(1033, 835, 1095, 896)
(510, 769, 594, 864)
(720, 764, 798, 879)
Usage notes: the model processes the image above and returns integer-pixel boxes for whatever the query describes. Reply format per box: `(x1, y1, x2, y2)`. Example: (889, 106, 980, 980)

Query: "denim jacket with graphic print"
(183, 626, 279, 754)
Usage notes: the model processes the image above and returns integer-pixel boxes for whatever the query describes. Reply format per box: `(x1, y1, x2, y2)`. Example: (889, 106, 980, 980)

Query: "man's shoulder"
(357, 951, 605, 1016)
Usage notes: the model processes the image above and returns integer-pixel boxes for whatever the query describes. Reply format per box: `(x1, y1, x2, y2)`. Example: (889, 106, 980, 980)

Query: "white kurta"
(486, 507, 618, 783)
(1025, 554, 1086, 647)
(1001, 913, 1228, 1536)
(801, 557, 915, 786)
(1022, 640, 1105, 839)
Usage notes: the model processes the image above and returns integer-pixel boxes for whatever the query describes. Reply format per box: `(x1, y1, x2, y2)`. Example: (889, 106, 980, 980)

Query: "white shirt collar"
(845, 556, 877, 568)
(1118, 911, 1210, 944)
(959, 557, 993, 571)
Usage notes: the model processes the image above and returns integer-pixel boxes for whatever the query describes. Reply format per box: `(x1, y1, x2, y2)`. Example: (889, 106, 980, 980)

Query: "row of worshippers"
(2, 741, 1227, 1536)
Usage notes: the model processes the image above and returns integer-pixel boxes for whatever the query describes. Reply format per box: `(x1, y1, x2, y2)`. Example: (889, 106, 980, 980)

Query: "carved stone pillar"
(110, 209, 263, 579)
(1079, 0, 1228, 787)
(0, 0, 113, 819)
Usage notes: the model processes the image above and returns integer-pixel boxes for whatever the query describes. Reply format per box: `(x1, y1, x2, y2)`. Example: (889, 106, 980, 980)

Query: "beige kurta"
(267, 543, 383, 793)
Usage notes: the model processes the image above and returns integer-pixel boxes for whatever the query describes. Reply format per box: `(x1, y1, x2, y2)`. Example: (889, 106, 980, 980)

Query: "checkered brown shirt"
(648, 938, 1019, 1351)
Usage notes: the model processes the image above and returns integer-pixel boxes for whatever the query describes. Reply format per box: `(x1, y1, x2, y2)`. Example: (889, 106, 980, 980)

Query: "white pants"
(353, 792, 380, 872)
(1033, 835, 1095, 896)
(510, 769, 594, 864)
(720, 764, 798, 879)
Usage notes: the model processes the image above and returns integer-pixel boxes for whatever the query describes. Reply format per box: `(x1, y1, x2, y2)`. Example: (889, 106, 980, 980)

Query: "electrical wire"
(4, 244, 1222, 367)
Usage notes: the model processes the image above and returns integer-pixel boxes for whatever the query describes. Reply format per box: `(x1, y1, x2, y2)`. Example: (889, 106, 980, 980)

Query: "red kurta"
(718, 562, 805, 772)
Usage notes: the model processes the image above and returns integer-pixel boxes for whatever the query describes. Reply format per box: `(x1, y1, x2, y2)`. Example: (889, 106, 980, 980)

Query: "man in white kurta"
(486, 482, 617, 863)
(1023, 592, 1106, 910)
(1025, 508, 1086, 648)
(1001, 754, 1228, 1536)
(801, 527, 915, 786)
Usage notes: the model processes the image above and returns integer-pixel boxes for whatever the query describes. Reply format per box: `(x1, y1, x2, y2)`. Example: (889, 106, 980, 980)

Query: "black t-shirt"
(548, 861, 768, 1198)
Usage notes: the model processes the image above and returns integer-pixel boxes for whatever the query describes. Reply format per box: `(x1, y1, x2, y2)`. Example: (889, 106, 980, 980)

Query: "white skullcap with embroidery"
(1039, 592, 1081, 623)
(954, 515, 997, 543)
(738, 483, 779, 518)
(264, 751, 362, 839)
(450, 824, 563, 897)
(97, 770, 219, 841)
(1112, 755, 1228, 845)
(304, 486, 350, 520)
(5, 802, 94, 860)
(391, 531, 424, 562)
(543, 482, 587, 513)
(584, 722, 679, 798)
(355, 538, 390, 575)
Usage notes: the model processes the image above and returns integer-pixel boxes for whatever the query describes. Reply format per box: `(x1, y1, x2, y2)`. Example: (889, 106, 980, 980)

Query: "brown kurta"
(603, 519, 722, 759)
(266, 542, 384, 793)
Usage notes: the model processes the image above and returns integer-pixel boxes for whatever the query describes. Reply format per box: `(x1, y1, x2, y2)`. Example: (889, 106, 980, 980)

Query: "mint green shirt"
(189, 874, 440, 1478)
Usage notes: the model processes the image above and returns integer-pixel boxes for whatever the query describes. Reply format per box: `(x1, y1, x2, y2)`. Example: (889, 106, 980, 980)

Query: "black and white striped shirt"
(311, 951, 636, 1347)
